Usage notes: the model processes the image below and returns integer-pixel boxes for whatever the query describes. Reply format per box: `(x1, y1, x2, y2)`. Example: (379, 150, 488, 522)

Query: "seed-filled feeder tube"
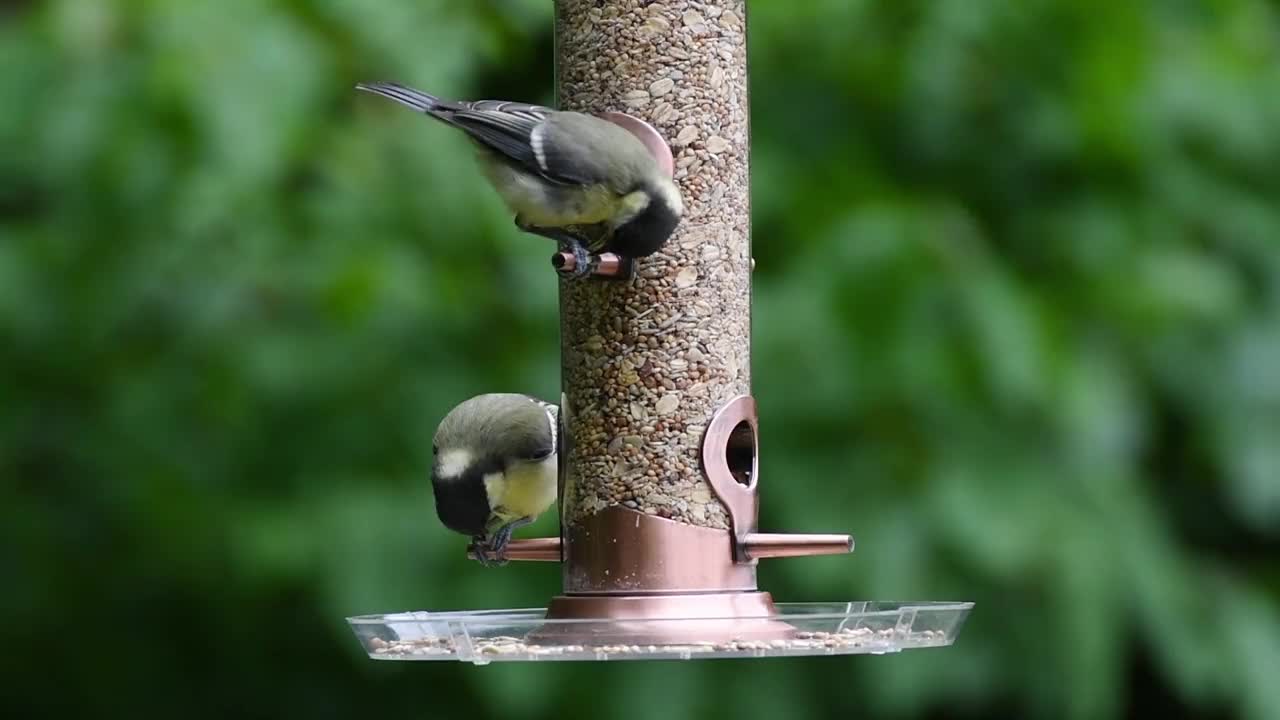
(347, 0, 973, 663)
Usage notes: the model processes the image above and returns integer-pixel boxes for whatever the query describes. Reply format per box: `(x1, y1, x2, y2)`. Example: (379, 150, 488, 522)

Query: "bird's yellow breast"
(484, 455, 558, 523)
(479, 158, 624, 227)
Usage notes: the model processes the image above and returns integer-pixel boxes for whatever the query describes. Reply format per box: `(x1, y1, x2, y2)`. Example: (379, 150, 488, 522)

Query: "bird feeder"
(347, 0, 972, 663)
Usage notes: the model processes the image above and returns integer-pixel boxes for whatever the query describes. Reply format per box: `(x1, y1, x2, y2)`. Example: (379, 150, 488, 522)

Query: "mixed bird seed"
(365, 627, 953, 662)
(555, 0, 751, 530)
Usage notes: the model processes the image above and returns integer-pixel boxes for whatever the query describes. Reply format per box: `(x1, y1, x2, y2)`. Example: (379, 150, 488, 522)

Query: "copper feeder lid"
(600, 111, 675, 178)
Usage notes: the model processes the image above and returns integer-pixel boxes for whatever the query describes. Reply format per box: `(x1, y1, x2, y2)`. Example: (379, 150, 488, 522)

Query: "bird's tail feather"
(355, 81, 442, 113)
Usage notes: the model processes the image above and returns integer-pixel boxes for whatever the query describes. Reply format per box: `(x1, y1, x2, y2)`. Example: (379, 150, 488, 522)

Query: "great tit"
(430, 393, 559, 566)
(355, 81, 683, 276)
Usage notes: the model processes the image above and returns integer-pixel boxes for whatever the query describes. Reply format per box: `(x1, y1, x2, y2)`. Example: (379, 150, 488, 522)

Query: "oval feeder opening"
(726, 420, 755, 487)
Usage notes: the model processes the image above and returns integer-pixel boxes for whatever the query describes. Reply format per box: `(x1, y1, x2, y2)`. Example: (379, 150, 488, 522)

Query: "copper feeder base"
(490, 394, 855, 646)
(526, 591, 797, 645)
(473, 506, 848, 644)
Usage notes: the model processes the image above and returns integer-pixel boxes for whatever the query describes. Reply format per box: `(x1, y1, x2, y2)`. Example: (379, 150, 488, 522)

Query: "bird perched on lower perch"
(430, 393, 559, 566)
(355, 81, 682, 279)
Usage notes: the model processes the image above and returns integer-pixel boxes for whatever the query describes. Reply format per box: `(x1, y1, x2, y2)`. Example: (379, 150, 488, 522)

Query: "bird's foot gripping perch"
(555, 239, 594, 280)
(471, 516, 535, 567)
(470, 535, 509, 567)
(551, 247, 634, 281)
(513, 220, 591, 280)
(514, 219, 634, 281)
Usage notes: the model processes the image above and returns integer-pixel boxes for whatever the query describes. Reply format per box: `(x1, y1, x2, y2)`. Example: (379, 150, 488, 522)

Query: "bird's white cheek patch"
(436, 449, 473, 480)
(483, 472, 507, 508)
(657, 178, 683, 216)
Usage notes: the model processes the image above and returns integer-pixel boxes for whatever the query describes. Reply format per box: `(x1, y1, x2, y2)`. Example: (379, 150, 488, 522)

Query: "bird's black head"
(609, 179, 683, 258)
(428, 392, 556, 538)
(430, 453, 500, 538)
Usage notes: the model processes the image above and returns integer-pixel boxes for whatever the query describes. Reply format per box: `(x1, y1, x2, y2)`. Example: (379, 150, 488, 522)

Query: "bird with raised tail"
(356, 81, 683, 277)
(429, 393, 559, 566)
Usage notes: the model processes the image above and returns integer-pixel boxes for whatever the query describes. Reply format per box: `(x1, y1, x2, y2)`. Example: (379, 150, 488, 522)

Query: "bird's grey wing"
(356, 82, 612, 188)
(464, 100, 555, 117)
(534, 114, 651, 192)
(447, 104, 604, 188)
(447, 110, 542, 169)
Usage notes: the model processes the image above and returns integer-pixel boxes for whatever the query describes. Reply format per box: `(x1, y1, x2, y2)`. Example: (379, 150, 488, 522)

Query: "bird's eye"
(431, 445, 438, 455)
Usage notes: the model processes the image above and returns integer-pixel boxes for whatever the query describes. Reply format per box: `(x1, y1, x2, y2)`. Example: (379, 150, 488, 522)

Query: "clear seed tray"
(347, 601, 972, 664)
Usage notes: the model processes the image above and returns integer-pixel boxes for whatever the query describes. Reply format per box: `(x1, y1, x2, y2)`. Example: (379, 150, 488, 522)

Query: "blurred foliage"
(2, 1, 1278, 719)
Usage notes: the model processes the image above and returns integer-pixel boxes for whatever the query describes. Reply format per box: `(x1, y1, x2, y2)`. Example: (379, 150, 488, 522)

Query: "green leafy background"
(3, 1, 1278, 718)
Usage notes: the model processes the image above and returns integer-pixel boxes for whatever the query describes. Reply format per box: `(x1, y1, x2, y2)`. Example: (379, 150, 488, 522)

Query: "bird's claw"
(470, 517, 532, 568)
(472, 534, 510, 567)
(560, 240, 594, 279)
(513, 218, 597, 280)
